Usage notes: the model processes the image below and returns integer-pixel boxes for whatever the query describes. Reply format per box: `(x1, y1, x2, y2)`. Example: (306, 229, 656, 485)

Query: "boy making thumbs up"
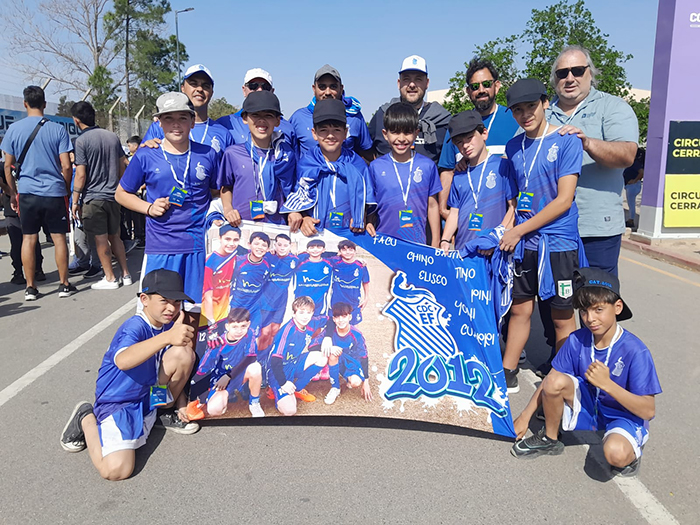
(60, 269, 199, 481)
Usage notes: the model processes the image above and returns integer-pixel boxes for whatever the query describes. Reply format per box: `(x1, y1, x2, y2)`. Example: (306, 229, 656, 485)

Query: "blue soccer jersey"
(312, 326, 368, 361)
(261, 253, 299, 311)
(294, 257, 333, 315)
(143, 118, 233, 155)
(330, 257, 369, 323)
(230, 254, 270, 312)
(93, 313, 171, 423)
(270, 319, 313, 366)
(447, 154, 517, 249)
(120, 141, 219, 254)
(369, 153, 442, 244)
(216, 110, 296, 146)
(505, 129, 583, 252)
(211, 329, 258, 378)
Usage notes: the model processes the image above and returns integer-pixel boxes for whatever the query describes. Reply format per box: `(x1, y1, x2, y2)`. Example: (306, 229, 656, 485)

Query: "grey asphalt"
(0, 236, 696, 525)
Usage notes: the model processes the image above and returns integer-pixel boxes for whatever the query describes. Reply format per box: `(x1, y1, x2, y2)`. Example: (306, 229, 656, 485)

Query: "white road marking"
(519, 369, 679, 525)
(0, 299, 135, 409)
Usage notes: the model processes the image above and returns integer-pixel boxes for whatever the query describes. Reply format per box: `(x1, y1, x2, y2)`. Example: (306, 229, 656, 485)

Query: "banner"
(188, 219, 515, 438)
(0, 108, 80, 141)
(663, 121, 700, 227)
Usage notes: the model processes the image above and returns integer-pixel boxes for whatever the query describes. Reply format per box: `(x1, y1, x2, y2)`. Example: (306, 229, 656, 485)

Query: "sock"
(249, 394, 260, 405)
(295, 363, 323, 391)
(329, 363, 340, 387)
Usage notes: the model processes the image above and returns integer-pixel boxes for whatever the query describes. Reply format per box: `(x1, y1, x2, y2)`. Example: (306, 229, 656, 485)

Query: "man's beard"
(400, 91, 424, 106)
(472, 94, 495, 112)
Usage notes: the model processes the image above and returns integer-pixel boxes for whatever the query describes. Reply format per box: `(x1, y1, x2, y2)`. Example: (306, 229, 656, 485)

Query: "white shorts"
(98, 407, 157, 457)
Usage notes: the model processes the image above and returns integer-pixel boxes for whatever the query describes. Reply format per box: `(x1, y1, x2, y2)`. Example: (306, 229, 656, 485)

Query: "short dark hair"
(249, 231, 270, 246)
(23, 86, 45, 109)
(275, 233, 291, 242)
(337, 239, 356, 251)
(572, 286, 621, 311)
(466, 58, 499, 84)
(127, 135, 141, 145)
(332, 301, 353, 317)
(70, 101, 96, 127)
(227, 307, 251, 323)
(383, 102, 419, 134)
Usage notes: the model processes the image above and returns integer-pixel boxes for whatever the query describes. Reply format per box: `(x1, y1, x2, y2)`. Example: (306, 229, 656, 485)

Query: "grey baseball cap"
(153, 92, 195, 118)
(314, 64, 342, 84)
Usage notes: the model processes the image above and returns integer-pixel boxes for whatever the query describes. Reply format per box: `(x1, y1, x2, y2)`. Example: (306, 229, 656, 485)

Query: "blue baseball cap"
(184, 64, 214, 84)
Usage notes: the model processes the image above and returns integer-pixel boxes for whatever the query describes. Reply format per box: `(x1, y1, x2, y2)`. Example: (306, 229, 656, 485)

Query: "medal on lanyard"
(250, 140, 270, 219)
(590, 324, 623, 422)
(468, 213, 484, 231)
(162, 147, 191, 207)
(392, 153, 414, 228)
(517, 122, 549, 212)
(190, 119, 209, 144)
(149, 385, 173, 410)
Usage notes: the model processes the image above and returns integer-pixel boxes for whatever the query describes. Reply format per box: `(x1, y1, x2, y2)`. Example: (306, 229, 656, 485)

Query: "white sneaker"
(122, 274, 133, 286)
(248, 402, 265, 418)
(324, 387, 341, 405)
(91, 277, 120, 290)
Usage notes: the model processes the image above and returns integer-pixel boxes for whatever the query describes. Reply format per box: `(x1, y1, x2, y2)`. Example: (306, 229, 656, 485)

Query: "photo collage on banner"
(190, 215, 516, 438)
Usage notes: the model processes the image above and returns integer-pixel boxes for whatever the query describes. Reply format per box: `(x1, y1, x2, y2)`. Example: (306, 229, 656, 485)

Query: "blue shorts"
(340, 354, 365, 382)
(97, 399, 157, 457)
(140, 252, 206, 307)
(261, 308, 285, 327)
(209, 366, 249, 396)
(267, 355, 307, 402)
(563, 374, 649, 459)
(351, 306, 363, 325)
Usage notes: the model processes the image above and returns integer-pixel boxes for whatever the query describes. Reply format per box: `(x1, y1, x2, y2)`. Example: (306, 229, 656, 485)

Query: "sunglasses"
(467, 80, 495, 91)
(246, 82, 272, 91)
(555, 65, 589, 79)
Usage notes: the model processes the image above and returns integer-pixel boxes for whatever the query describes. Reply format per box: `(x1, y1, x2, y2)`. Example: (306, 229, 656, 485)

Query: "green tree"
(208, 98, 239, 121)
(627, 97, 650, 145)
(88, 65, 119, 126)
(56, 95, 77, 117)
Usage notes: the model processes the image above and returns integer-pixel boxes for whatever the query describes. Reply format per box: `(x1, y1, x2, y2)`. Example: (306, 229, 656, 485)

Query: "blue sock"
(249, 394, 260, 405)
(295, 363, 323, 391)
(329, 363, 340, 387)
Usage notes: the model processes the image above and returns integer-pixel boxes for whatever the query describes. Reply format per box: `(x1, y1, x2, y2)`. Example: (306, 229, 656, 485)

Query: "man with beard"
(290, 65, 373, 161)
(369, 55, 451, 165)
(437, 58, 521, 221)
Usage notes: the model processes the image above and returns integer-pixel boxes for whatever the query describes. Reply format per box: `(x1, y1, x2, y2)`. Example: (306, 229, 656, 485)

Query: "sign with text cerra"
(664, 121, 700, 227)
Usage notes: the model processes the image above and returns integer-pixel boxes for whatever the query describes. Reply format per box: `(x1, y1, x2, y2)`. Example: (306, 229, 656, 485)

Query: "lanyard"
(590, 324, 623, 415)
(391, 152, 414, 208)
(485, 105, 498, 134)
(250, 139, 271, 200)
(190, 119, 209, 144)
(161, 146, 191, 189)
(467, 154, 490, 210)
(325, 159, 338, 208)
(520, 122, 549, 191)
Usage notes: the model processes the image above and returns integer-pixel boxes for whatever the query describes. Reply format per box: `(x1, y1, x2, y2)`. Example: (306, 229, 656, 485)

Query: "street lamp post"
(175, 7, 194, 86)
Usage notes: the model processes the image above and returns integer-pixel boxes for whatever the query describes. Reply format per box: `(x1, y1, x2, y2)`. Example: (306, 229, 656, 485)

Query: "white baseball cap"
(243, 68, 273, 87)
(399, 55, 428, 75)
(184, 64, 214, 84)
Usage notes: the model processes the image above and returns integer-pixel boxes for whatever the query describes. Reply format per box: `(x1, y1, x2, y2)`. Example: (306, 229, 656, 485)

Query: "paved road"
(0, 236, 696, 524)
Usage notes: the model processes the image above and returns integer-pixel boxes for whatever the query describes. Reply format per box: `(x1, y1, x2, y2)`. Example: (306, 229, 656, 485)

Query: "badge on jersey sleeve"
(250, 200, 264, 220)
(329, 211, 344, 229)
(399, 209, 414, 228)
(516, 192, 534, 212)
(468, 213, 484, 231)
(149, 385, 173, 410)
(169, 186, 188, 207)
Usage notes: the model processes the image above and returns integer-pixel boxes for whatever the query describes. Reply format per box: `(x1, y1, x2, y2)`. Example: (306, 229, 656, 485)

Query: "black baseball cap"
(573, 268, 633, 321)
(242, 90, 282, 116)
(449, 110, 483, 141)
(506, 78, 548, 110)
(312, 98, 346, 126)
(139, 269, 194, 303)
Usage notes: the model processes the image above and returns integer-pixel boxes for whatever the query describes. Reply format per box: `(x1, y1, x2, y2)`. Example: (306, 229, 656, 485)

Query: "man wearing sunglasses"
(369, 55, 452, 166)
(216, 68, 296, 146)
(548, 45, 638, 276)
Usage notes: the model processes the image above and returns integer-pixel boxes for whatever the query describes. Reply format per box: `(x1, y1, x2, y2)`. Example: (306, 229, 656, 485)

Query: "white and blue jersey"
(448, 155, 517, 249)
(369, 153, 442, 244)
(505, 130, 582, 252)
(294, 257, 333, 315)
(209, 329, 258, 393)
(330, 258, 369, 323)
(143, 118, 233, 155)
(261, 253, 299, 312)
(312, 326, 368, 380)
(120, 141, 219, 254)
(230, 255, 270, 331)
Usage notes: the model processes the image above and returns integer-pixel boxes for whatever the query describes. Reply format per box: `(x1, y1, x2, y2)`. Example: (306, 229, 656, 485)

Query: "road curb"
(621, 237, 700, 272)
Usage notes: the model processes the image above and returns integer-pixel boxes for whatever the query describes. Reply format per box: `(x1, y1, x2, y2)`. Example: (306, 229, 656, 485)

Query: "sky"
(0, 0, 660, 117)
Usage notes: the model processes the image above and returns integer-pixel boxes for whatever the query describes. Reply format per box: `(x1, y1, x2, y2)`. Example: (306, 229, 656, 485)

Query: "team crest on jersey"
(210, 136, 221, 153)
(382, 271, 459, 360)
(557, 279, 572, 299)
(547, 143, 559, 162)
(354, 268, 359, 277)
(612, 357, 625, 377)
(290, 260, 296, 269)
(380, 170, 386, 177)
(323, 266, 329, 274)
(486, 170, 496, 189)
(195, 162, 207, 181)
(413, 167, 423, 183)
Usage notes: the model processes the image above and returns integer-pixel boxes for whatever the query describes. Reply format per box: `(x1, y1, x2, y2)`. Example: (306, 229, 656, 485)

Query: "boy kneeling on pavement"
(60, 269, 199, 481)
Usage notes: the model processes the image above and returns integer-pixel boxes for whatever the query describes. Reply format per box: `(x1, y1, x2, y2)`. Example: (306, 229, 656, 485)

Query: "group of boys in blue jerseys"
(60, 56, 659, 481)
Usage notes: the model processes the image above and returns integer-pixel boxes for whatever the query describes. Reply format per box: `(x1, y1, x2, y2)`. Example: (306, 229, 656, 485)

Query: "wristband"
(146, 204, 153, 217)
(440, 239, 450, 244)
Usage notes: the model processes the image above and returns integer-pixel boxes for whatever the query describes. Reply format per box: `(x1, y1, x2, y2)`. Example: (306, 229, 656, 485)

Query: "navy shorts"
(340, 354, 365, 381)
(18, 193, 69, 235)
(512, 249, 579, 310)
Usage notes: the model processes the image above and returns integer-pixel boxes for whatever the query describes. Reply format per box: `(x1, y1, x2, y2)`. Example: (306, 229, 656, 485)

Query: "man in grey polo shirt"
(548, 45, 638, 276)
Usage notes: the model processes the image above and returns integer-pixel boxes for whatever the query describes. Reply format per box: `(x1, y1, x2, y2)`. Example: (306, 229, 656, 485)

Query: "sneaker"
(534, 361, 553, 379)
(60, 401, 93, 452)
(68, 265, 89, 275)
(612, 457, 641, 478)
(266, 387, 275, 400)
(83, 266, 103, 279)
(35, 270, 46, 281)
(122, 274, 133, 287)
(324, 387, 341, 405)
(248, 402, 265, 418)
(185, 400, 206, 421)
(156, 409, 200, 435)
(58, 283, 78, 298)
(25, 286, 39, 301)
(91, 277, 120, 290)
(511, 427, 564, 459)
(294, 389, 316, 402)
(504, 367, 519, 394)
(10, 273, 26, 285)
(123, 240, 138, 254)
(519, 349, 528, 365)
